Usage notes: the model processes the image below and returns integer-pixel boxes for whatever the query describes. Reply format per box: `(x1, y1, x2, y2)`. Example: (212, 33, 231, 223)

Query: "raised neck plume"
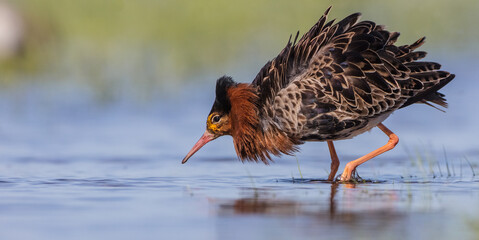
(181, 7, 454, 182)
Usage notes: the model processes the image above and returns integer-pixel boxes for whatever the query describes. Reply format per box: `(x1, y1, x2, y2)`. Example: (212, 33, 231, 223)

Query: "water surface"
(0, 56, 477, 240)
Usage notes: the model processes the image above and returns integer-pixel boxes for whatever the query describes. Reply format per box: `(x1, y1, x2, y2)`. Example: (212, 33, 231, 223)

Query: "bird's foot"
(339, 164, 363, 182)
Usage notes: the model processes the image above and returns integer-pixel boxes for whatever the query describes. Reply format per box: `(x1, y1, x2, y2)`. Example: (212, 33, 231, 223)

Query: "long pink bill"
(182, 131, 216, 164)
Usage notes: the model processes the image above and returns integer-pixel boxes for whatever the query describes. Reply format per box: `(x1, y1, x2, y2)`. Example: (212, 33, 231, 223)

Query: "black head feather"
(210, 76, 237, 114)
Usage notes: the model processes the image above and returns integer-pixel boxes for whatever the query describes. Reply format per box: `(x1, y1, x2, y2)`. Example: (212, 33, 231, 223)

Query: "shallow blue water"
(0, 58, 477, 240)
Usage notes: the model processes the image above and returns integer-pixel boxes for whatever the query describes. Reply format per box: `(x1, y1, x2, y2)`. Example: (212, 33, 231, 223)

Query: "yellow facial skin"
(206, 113, 231, 135)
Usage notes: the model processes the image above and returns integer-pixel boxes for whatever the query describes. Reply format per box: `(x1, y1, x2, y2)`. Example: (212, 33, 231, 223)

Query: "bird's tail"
(395, 37, 455, 109)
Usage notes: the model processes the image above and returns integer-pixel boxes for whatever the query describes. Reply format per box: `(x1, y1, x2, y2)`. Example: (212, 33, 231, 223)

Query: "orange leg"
(340, 123, 399, 181)
(327, 141, 340, 181)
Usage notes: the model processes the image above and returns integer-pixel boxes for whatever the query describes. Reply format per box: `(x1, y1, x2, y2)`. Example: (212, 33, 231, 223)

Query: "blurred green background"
(0, 0, 476, 103)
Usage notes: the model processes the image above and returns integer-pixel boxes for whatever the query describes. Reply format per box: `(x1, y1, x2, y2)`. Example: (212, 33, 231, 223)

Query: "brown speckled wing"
(252, 7, 454, 141)
(252, 7, 337, 109)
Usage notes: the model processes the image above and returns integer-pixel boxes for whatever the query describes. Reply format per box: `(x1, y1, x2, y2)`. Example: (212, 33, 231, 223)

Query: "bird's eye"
(212, 115, 221, 123)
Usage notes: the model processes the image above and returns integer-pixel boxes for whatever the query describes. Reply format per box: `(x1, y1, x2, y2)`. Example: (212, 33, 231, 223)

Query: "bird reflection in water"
(218, 183, 341, 218)
(216, 182, 402, 223)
